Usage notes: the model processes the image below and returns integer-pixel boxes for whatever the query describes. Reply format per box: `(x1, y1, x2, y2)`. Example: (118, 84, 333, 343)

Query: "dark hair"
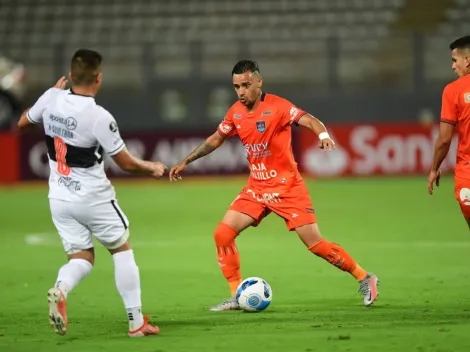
(232, 60, 260, 75)
(70, 49, 103, 85)
(450, 36, 470, 51)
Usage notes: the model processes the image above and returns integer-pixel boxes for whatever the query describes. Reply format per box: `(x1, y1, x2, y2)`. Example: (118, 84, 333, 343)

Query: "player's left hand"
(53, 76, 68, 90)
(427, 169, 441, 195)
(318, 138, 335, 151)
(169, 162, 186, 182)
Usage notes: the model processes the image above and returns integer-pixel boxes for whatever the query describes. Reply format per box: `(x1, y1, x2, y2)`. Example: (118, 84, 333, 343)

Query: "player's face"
(232, 71, 262, 107)
(451, 48, 470, 77)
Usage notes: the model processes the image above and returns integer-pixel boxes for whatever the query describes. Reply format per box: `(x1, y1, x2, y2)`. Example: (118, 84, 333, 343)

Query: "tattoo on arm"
(184, 141, 216, 164)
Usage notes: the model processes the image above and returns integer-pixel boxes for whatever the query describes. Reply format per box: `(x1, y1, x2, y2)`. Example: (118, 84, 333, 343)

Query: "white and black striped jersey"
(27, 88, 125, 205)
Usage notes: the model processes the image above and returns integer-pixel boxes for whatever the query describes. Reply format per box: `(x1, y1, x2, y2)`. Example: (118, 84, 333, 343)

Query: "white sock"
(113, 250, 144, 331)
(55, 258, 93, 299)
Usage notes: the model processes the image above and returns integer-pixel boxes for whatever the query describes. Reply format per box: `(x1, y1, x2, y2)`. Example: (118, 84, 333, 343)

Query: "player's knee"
(105, 229, 131, 254)
(67, 248, 95, 266)
(214, 222, 238, 246)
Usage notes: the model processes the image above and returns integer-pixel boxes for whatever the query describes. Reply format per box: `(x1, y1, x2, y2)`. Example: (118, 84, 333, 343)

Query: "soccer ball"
(236, 277, 272, 312)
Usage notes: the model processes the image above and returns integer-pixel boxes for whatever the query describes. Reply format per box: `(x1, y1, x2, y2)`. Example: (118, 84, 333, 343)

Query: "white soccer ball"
(236, 277, 272, 312)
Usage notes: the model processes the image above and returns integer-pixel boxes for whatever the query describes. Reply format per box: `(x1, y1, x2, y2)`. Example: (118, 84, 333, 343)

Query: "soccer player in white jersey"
(17, 49, 166, 337)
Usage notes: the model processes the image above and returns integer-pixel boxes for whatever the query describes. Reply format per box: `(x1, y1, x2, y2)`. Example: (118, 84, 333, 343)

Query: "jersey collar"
(69, 89, 94, 98)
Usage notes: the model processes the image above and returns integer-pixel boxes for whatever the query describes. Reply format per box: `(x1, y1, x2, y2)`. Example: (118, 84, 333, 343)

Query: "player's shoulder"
(445, 75, 470, 94)
(263, 93, 293, 110)
(40, 87, 63, 100)
(93, 104, 115, 121)
(224, 100, 244, 120)
(263, 93, 288, 104)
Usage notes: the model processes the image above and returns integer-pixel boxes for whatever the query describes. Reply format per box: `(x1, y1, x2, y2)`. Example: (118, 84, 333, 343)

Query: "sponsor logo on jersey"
(247, 189, 281, 203)
(250, 162, 277, 180)
(262, 110, 272, 116)
(464, 92, 470, 103)
(289, 106, 299, 118)
(233, 113, 242, 119)
(244, 142, 270, 158)
(219, 123, 233, 134)
(49, 114, 77, 130)
(58, 176, 81, 191)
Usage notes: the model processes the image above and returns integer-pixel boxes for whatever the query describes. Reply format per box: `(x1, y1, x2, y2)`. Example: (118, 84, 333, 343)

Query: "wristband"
(319, 132, 330, 140)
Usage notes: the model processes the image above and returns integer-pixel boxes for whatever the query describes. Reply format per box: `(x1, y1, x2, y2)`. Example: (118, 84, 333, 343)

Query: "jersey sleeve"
(27, 88, 60, 124)
(278, 98, 307, 127)
(217, 110, 238, 138)
(92, 108, 126, 156)
(441, 84, 458, 125)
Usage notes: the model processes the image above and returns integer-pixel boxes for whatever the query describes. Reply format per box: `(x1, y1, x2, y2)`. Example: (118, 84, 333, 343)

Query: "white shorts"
(49, 199, 130, 254)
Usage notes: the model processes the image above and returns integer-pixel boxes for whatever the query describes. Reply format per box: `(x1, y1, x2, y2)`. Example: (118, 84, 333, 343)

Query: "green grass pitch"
(1, 176, 469, 352)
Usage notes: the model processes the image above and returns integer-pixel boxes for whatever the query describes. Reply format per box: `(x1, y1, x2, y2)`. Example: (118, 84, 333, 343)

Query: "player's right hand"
(169, 163, 186, 182)
(53, 76, 68, 90)
(427, 169, 441, 195)
(151, 161, 168, 179)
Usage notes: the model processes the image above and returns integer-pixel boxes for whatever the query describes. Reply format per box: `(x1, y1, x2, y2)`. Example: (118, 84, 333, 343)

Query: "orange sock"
(214, 223, 242, 295)
(308, 239, 367, 281)
(228, 279, 242, 296)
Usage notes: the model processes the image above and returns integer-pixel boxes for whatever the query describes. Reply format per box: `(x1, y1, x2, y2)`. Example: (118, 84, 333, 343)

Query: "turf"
(1, 176, 469, 352)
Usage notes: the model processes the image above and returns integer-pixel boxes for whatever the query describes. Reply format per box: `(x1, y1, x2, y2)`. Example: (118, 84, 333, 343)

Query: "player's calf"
(214, 222, 242, 296)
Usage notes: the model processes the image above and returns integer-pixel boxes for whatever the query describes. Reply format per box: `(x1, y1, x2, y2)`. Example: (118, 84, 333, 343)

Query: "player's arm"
(428, 122, 454, 195)
(93, 110, 167, 179)
(17, 108, 33, 130)
(183, 131, 225, 165)
(431, 122, 455, 173)
(18, 77, 68, 131)
(297, 114, 335, 151)
(428, 85, 457, 195)
(112, 147, 167, 177)
(169, 131, 225, 181)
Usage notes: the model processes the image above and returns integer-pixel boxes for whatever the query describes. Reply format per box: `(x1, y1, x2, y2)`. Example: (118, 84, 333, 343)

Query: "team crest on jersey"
(256, 121, 266, 133)
(465, 93, 470, 103)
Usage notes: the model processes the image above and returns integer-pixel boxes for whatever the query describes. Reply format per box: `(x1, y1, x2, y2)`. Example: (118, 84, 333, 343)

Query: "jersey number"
(54, 136, 71, 176)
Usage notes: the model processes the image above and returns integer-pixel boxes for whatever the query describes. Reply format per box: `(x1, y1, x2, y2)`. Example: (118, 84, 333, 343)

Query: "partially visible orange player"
(170, 60, 379, 309)
(429, 36, 470, 226)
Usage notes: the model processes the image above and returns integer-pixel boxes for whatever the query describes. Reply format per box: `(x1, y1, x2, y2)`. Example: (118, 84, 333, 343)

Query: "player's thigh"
(226, 188, 271, 232)
(86, 200, 130, 250)
(267, 182, 317, 231)
(454, 176, 470, 219)
(49, 199, 93, 255)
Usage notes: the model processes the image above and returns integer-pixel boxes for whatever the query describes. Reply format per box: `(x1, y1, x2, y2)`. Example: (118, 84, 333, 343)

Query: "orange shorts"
(228, 181, 316, 231)
(454, 175, 470, 218)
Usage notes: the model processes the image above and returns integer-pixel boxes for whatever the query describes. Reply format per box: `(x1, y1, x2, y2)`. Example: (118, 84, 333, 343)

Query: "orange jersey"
(217, 92, 306, 190)
(441, 75, 470, 178)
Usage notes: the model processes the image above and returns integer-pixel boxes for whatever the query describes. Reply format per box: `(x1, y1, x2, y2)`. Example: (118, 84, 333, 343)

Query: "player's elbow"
(438, 135, 453, 148)
(207, 132, 225, 148)
(112, 150, 139, 173)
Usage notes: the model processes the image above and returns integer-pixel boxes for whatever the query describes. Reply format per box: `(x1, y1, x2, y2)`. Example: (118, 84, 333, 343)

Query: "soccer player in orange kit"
(429, 36, 470, 227)
(170, 60, 379, 309)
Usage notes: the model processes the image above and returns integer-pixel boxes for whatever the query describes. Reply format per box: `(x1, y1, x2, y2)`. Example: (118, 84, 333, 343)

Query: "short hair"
(450, 36, 470, 51)
(232, 60, 260, 76)
(70, 49, 103, 85)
